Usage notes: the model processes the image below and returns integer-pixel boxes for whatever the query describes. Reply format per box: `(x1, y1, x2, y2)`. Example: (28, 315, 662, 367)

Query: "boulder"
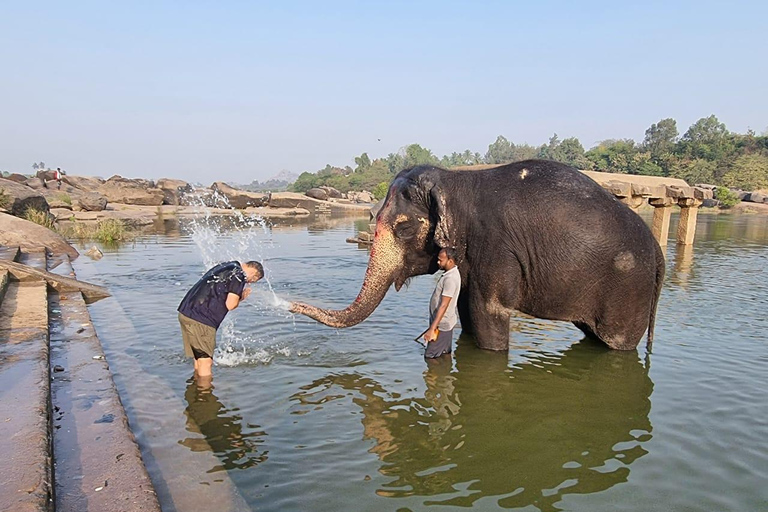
(745, 191, 768, 204)
(210, 182, 269, 209)
(306, 188, 328, 201)
(97, 175, 164, 206)
(0, 178, 50, 216)
(349, 190, 375, 203)
(85, 246, 104, 260)
(319, 186, 343, 199)
(36, 169, 57, 181)
(0, 212, 78, 259)
(63, 175, 105, 191)
(6, 173, 28, 184)
(156, 178, 193, 206)
(25, 177, 47, 190)
(77, 192, 108, 211)
(269, 192, 328, 210)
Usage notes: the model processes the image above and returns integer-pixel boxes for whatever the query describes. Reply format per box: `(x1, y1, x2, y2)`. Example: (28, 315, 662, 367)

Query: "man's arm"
(226, 292, 241, 311)
(425, 295, 451, 342)
(225, 287, 251, 310)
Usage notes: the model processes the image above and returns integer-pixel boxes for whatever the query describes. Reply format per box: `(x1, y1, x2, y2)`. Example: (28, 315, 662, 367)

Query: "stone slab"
(48, 258, 160, 512)
(0, 272, 51, 512)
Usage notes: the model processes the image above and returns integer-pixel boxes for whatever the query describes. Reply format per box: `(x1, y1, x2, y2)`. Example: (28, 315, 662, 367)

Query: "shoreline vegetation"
(288, 115, 768, 204)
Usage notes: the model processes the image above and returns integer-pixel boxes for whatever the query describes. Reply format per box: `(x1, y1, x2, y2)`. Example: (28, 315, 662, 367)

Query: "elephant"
(290, 159, 665, 351)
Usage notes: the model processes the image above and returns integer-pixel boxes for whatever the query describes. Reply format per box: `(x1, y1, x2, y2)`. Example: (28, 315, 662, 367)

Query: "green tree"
(721, 153, 768, 190)
(290, 172, 320, 192)
(354, 152, 371, 172)
(643, 118, 678, 160)
(373, 181, 389, 200)
(677, 115, 734, 161)
(667, 158, 717, 185)
(385, 152, 405, 174)
(404, 144, 438, 168)
(485, 136, 515, 164)
(714, 187, 740, 208)
(585, 139, 640, 173)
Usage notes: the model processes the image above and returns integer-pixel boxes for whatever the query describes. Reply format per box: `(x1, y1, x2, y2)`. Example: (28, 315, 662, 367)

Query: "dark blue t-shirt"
(178, 261, 246, 329)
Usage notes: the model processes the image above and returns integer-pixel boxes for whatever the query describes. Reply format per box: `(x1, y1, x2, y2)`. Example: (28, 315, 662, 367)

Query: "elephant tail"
(646, 244, 666, 349)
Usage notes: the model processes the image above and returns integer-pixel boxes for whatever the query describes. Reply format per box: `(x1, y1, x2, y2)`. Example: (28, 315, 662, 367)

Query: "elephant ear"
(429, 183, 455, 249)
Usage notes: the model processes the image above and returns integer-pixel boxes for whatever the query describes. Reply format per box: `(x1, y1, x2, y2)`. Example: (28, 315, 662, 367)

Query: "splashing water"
(182, 188, 296, 365)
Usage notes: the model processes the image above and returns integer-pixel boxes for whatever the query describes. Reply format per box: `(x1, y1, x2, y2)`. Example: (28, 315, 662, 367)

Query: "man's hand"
(424, 328, 438, 343)
(241, 287, 252, 301)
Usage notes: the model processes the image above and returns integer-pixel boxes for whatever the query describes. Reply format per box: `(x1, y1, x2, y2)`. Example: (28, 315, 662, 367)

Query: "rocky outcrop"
(319, 186, 343, 199)
(156, 178, 193, 206)
(77, 192, 108, 211)
(6, 173, 28, 183)
(0, 178, 50, 216)
(743, 190, 768, 204)
(25, 177, 47, 190)
(36, 169, 57, 181)
(97, 176, 164, 206)
(63, 175, 105, 191)
(0, 212, 78, 259)
(348, 190, 375, 203)
(306, 188, 328, 201)
(210, 182, 269, 209)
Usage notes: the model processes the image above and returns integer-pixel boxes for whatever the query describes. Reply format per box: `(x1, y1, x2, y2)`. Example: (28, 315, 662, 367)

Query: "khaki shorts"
(178, 313, 217, 359)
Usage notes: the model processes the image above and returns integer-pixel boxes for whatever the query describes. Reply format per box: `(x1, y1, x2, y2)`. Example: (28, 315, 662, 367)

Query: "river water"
(71, 211, 768, 512)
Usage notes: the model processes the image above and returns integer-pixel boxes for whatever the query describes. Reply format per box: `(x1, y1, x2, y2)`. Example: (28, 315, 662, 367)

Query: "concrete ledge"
(0, 257, 52, 511)
(48, 257, 160, 512)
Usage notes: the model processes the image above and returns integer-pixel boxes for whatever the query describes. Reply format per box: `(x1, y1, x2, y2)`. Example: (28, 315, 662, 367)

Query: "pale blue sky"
(1, 1, 766, 183)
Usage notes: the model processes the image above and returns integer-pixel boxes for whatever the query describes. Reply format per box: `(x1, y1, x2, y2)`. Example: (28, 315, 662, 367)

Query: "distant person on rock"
(178, 260, 263, 381)
(55, 167, 63, 190)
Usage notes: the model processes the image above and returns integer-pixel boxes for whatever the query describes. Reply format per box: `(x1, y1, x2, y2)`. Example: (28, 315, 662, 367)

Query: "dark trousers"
(425, 329, 453, 359)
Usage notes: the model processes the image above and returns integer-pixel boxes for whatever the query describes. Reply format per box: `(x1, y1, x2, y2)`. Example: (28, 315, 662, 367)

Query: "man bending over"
(178, 260, 263, 380)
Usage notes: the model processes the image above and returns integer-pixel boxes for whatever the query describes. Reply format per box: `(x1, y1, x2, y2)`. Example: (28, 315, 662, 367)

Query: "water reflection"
(671, 243, 694, 289)
(180, 379, 268, 473)
(292, 335, 653, 510)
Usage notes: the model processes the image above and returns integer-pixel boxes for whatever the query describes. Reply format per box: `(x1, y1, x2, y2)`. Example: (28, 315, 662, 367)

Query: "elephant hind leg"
(574, 316, 646, 351)
(573, 321, 597, 340)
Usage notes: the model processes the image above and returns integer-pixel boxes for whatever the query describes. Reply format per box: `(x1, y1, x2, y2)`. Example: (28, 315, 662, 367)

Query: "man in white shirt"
(424, 247, 461, 359)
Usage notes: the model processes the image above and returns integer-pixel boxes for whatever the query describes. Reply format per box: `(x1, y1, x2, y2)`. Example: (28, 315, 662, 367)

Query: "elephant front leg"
(468, 294, 511, 352)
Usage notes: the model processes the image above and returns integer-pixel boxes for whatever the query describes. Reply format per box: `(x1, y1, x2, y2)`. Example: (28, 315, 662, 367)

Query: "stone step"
(0, 251, 52, 512)
(84, 298, 250, 512)
(0, 246, 20, 306)
(48, 256, 160, 512)
(0, 245, 21, 262)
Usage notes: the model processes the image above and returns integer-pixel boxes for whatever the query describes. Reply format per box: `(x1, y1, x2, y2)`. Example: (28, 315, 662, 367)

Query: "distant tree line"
(290, 115, 768, 199)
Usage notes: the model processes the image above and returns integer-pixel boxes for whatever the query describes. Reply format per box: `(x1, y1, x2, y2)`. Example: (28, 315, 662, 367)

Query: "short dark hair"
(244, 260, 264, 277)
(439, 247, 457, 262)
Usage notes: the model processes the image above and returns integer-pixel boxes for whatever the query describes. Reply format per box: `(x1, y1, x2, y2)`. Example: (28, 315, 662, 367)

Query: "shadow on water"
(291, 334, 653, 511)
(180, 379, 269, 473)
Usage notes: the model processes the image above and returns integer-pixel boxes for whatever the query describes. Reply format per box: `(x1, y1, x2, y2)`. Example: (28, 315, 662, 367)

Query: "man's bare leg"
(196, 357, 213, 377)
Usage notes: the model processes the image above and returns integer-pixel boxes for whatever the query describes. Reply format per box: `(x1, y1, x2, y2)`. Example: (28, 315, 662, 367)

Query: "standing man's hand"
(424, 328, 438, 343)
(241, 287, 251, 301)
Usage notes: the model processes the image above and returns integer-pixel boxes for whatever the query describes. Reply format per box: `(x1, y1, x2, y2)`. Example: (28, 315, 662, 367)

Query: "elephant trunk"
(290, 225, 403, 328)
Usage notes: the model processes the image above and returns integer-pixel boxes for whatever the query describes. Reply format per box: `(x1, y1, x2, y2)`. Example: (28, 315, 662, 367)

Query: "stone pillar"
(676, 198, 702, 245)
(649, 197, 675, 246)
